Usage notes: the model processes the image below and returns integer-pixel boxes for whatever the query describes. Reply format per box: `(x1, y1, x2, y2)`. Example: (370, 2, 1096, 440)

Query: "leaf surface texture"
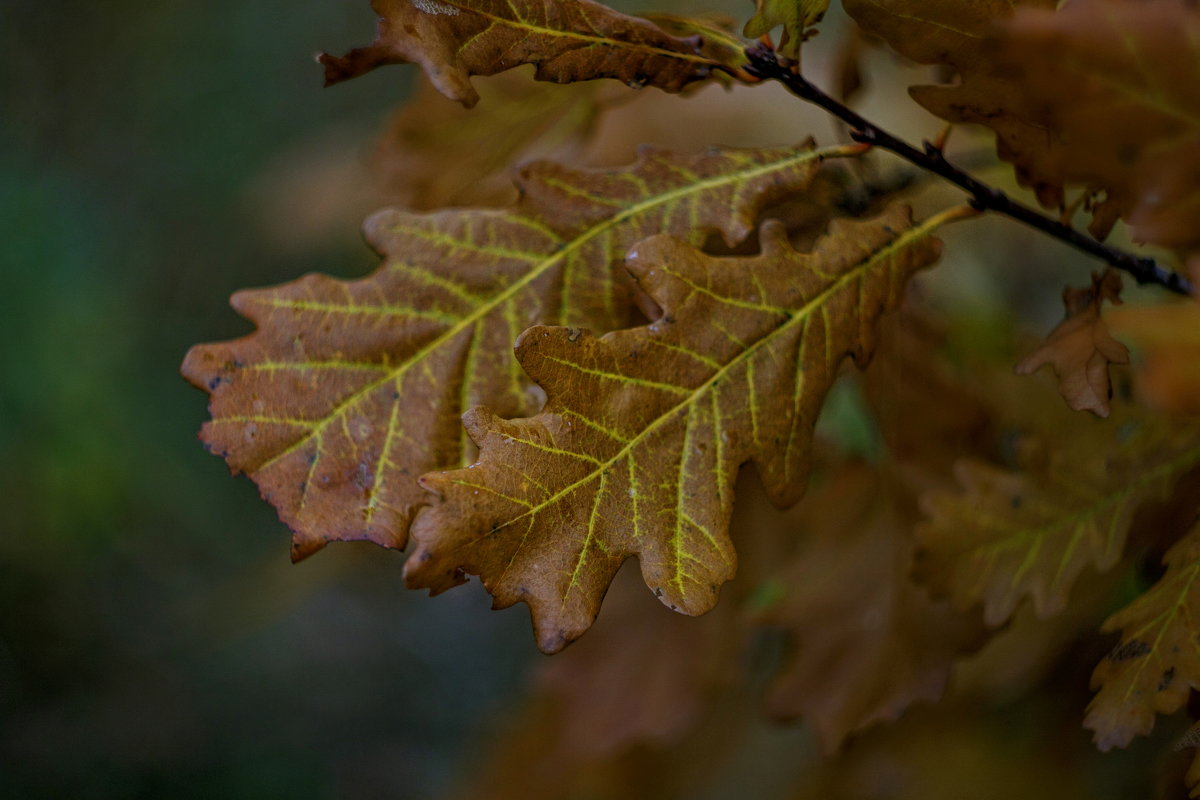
(1015, 269, 1130, 418)
(1086, 516, 1200, 750)
(319, 0, 726, 106)
(406, 204, 947, 652)
(182, 143, 838, 559)
(918, 419, 1200, 626)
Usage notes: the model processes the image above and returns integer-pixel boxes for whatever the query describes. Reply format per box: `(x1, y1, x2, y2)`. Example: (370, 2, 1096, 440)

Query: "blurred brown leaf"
(761, 464, 985, 753)
(791, 702, 1089, 800)
(845, 0, 1200, 248)
(1087, 514, 1200, 751)
(841, 0, 1063, 207)
(995, 0, 1200, 245)
(374, 70, 617, 209)
(536, 564, 741, 759)
(864, 310, 996, 492)
(1108, 300, 1200, 417)
(1016, 269, 1130, 418)
(917, 413, 1200, 626)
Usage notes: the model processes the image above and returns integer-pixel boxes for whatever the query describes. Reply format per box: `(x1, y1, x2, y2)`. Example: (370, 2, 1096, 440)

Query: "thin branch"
(743, 45, 1194, 298)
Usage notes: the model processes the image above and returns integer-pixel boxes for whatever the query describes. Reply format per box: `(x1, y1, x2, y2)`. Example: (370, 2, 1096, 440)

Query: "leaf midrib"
(452, 2, 715, 67)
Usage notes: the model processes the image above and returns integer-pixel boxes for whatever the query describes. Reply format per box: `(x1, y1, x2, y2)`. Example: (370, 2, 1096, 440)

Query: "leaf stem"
(742, 45, 1193, 297)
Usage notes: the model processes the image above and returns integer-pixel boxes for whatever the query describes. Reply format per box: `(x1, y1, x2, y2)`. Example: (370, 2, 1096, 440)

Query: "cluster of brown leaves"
(844, 0, 1200, 251)
(186, 0, 1200, 795)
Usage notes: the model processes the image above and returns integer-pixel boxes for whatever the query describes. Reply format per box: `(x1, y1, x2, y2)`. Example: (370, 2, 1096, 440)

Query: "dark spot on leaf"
(1109, 639, 1151, 662)
(1159, 667, 1175, 691)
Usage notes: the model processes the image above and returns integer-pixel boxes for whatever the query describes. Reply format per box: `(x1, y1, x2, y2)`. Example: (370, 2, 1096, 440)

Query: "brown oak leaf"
(373, 70, 615, 210)
(636, 13, 749, 83)
(1108, 300, 1200, 417)
(846, 0, 1200, 246)
(406, 203, 955, 652)
(319, 0, 725, 107)
(1086, 515, 1200, 751)
(1015, 269, 1130, 418)
(917, 414, 1200, 626)
(182, 143, 847, 561)
(536, 564, 740, 758)
(995, 0, 1200, 245)
(760, 464, 985, 753)
(841, 0, 1064, 208)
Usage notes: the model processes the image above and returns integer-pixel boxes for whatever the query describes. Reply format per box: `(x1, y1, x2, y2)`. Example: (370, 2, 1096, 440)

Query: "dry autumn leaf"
(743, 0, 830, 61)
(995, 0, 1200, 246)
(863, 311, 995, 492)
(761, 464, 985, 753)
(537, 564, 739, 758)
(917, 414, 1200, 627)
(373, 70, 615, 210)
(1108, 300, 1200, 418)
(791, 702, 1090, 800)
(1015, 269, 1130, 419)
(1086, 515, 1200, 752)
(841, 0, 1063, 208)
(319, 0, 727, 107)
(637, 12, 750, 82)
(182, 143, 849, 561)
(406, 203, 960, 652)
(845, 0, 1200, 247)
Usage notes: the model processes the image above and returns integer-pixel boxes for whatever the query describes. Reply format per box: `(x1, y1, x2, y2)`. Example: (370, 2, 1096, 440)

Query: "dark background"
(1, 3, 539, 797)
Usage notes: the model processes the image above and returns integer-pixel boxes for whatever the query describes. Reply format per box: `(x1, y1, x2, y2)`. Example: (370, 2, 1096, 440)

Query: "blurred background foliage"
(0, 0, 1184, 798)
(1, 2, 539, 796)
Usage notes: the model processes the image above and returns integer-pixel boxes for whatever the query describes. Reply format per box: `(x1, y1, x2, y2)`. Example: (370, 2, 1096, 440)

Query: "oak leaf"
(1086, 516, 1200, 751)
(637, 13, 750, 81)
(406, 203, 950, 652)
(319, 0, 724, 107)
(995, 0, 1200, 245)
(536, 564, 739, 757)
(373, 70, 613, 210)
(846, 0, 1200, 245)
(841, 0, 1064, 208)
(182, 143, 844, 561)
(1107, 298, 1200, 418)
(1015, 269, 1130, 418)
(761, 464, 985, 753)
(863, 310, 995, 491)
(917, 416, 1200, 626)
(743, 0, 830, 60)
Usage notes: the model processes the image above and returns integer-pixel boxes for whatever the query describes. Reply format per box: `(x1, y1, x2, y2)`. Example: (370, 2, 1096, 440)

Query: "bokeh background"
(1, 3, 544, 796)
(2, 1, 1182, 798)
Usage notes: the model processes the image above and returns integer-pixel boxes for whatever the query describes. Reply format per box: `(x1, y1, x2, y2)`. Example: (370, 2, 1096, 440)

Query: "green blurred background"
(0, 3, 539, 797)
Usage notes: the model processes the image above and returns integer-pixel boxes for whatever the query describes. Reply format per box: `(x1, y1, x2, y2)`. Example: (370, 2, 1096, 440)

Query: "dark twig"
(743, 45, 1194, 297)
